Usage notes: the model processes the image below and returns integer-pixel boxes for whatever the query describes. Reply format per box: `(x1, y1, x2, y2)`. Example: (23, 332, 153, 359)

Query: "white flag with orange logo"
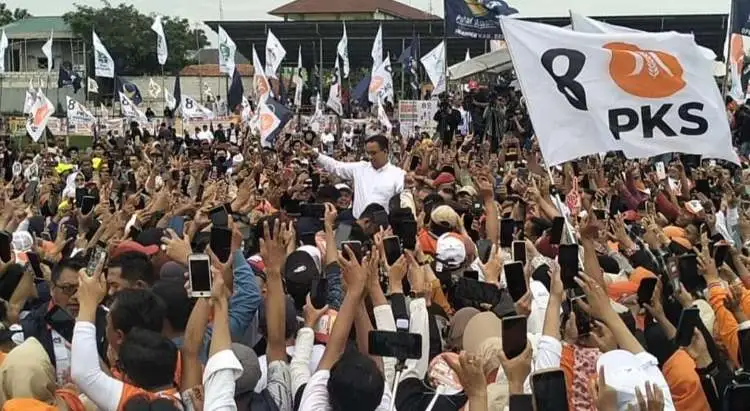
(252, 46, 271, 103)
(258, 101, 281, 148)
(26, 89, 54, 142)
(326, 58, 343, 116)
(501, 17, 738, 165)
(368, 53, 393, 104)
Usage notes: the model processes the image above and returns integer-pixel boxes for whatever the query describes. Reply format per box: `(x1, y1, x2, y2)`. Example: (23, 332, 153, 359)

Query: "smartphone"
(505, 262, 527, 302)
(341, 240, 363, 263)
(571, 296, 592, 337)
(655, 161, 667, 180)
(80, 196, 97, 215)
(301, 203, 325, 219)
(517, 167, 529, 181)
(695, 179, 710, 196)
(477, 239, 493, 264)
(713, 243, 729, 267)
(463, 270, 479, 281)
(75, 187, 86, 208)
(188, 254, 212, 298)
(724, 383, 750, 411)
(531, 369, 569, 411)
(678, 254, 704, 293)
(372, 210, 389, 230)
(210, 226, 232, 263)
(675, 307, 700, 347)
(383, 236, 401, 266)
(27, 251, 44, 280)
(282, 198, 302, 216)
(558, 244, 579, 290)
(740, 328, 750, 371)
(637, 277, 658, 306)
(0, 231, 11, 262)
(167, 216, 186, 238)
(500, 218, 515, 248)
(209, 205, 230, 228)
(409, 155, 421, 171)
(502, 315, 527, 359)
(127, 172, 137, 191)
(512, 241, 526, 265)
(44, 304, 76, 342)
(368, 330, 423, 360)
(666, 256, 681, 295)
(592, 208, 607, 220)
(400, 221, 417, 250)
(549, 217, 565, 245)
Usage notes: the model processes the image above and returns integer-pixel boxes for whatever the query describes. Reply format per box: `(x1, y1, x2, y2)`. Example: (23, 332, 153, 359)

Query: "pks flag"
(445, 0, 517, 40)
(151, 16, 168, 66)
(66, 96, 96, 126)
(260, 98, 293, 149)
(164, 87, 177, 110)
(369, 54, 394, 104)
(371, 25, 383, 70)
(23, 79, 36, 114)
(26, 89, 54, 142)
(58, 65, 81, 93)
(501, 17, 738, 165)
(42, 31, 53, 72)
(87, 77, 99, 94)
(119, 92, 148, 122)
(337, 22, 350, 78)
(293, 46, 304, 107)
(265, 29, 286, 79)
(0, 30, 8, 73)
(218, 26, 237, 76)
(117, 77, 143, 105)
(227, 67, 244, 112)
(398, 36, 420, 98)
(327, 58, 343, 116)
(377, 100, 392, 132)
(148, 78, 162, 99)
(253, 46, 271, 103)
(421, 41, 446, 95)
(92, 31, 115, 78)
(180, 95, 214, 119)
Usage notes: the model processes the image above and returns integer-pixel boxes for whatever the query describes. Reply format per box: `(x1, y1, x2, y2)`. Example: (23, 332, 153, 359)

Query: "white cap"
(596, 350, 673, 410)
(335, 183, 352, 192)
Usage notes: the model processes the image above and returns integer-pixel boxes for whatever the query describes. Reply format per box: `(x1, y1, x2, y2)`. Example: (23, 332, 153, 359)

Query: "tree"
(0, 3, 31, 27)
(63, 2, 209, 76)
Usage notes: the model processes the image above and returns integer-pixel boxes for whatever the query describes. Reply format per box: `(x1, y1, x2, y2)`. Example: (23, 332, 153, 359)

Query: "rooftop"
(1, 16, 75, 40)
(269, 0, 440, 20)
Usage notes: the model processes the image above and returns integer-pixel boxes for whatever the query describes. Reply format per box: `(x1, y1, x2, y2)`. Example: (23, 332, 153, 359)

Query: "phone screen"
(740, 328, 750, 371)
(27, 251, 44, 279)
(678, 254, 704, 293)
(400, 221, 417, 250)
(383, 236, 401, 266)
(44, 305, 75, 342)
(592, 209, 606, 220)
(726, 384, 750, 411)
(500, 218, 515, 248)
(342, 241, 363, 263)
(0, 231, 11, 262)
(210, 227, 232, 263)
(167, 216, 186, 238)
(558, 244, 579, 290)
(549, 217, 565, 245)
(301, 203, 325, 219)
(512, 241, 526, 265)
(695, 179, 710, 196)
(675, 307, 699, 347)
(189, 256, 212, 296)
(505, 262, 527, 302)
(637, 277, 658, 306)
(209, 205, 230, 227)
(282, 198, 302, 216)
(409, 155, 421, 171)
(81, 196, 97, 215)
(368, 330, 422, 360)
(501, 315, 527, 359)
(477, 239, 493, 264)
(714, 244, 729, 267)
(531, 369, 569, 411)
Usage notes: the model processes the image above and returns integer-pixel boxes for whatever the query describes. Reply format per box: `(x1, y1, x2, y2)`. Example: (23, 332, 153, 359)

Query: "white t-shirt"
(320, 133, 335, 155)
(342, 131, 354, 149)
(197, 130, 213, 142)
(254, 344, 326, 393)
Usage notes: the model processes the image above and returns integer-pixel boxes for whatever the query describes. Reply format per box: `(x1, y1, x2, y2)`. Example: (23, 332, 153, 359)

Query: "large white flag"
(465, 49, 471, 62)
(569, 12, 717, 62)
(87, 77, 99, 94)
(92, 31, 115, 78)
(148, 78, 162, 99)
(151, 16, 168, 66)
(293, 46, 304, 107)
(241, 96, 252, 122)
(501, 17, 738, 165)
(371, 25, 383, 70)
(259, 101, 281, 148)
(0, 30, 8, 73)
(265, 29, 286, 79)
(253, 47, 271, 103)
(26, 90, 54, 142)
(42, 31, 53, 73)
(164, 87, 177, 110)
(66, 96, 96, 126)
(377, 100, 392, 132)
(421, 41, 446, 96)
(327, 58, 343, 116)
(337, 22, 350, 78)
(180, 94, 214, 119)
(369, 54, 394, 104)
(119, 92, 148, 122)
(23, 79, 35, 114)
(218, 26, 236, 76)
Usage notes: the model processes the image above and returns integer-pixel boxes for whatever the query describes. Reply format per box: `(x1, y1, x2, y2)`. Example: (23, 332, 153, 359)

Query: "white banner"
(371, 25, 383, 71)
(253, 47, 271, 103)
(377, 101, 392, 132)
(66, 96, 96, 126)
(501, 17, 739, 165)
(26, 90, 54, 142)
(265, 29, 286, 79)
(42, 31, 53, 73)
(93, 31, 115, 78)
(180, 94, 214, 119)
(218, 26, 236, 76)
(369, 54, 394, 104)
(23, 90, 35, 114)
(165, 87, 177, 110)
(0, 30, 8, 73)
(293, 46, 304, 107)
(87, 77, 99, 94)
(151, 16, 168, 66)
(421, 41, 446, 96)
(337, 22, 350, 78)
(327, 59, 343, 116)
(119, 92, 148, 122)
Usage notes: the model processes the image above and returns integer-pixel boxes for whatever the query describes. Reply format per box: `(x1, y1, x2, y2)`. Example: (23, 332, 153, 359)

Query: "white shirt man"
(320, 130, 335, 156)
(197, 127, 213, 143)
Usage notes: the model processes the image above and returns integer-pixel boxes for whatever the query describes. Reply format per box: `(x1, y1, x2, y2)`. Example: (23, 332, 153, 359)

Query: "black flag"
(227, 68, 244, 112)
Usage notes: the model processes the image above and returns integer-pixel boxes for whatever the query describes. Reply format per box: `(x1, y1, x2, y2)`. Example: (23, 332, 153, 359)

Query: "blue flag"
(58, 65, 82, 93)
(444, 0, 518, 40)
(398, 36, 420, 98)
(263, 98, 292, 148)
(117, 76, 143, 105)
(227, 68, 244, 112)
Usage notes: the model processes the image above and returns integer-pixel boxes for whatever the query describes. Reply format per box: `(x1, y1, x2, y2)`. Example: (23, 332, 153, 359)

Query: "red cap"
(433, 172, 455, 187)
(111, 240, 160, 259)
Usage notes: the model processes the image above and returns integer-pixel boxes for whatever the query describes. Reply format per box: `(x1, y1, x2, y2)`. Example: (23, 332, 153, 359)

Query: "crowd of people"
(0, 80, 748, 411)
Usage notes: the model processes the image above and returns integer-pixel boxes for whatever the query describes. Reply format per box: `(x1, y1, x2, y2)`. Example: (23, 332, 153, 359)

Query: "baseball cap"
(596, 350, 671, 410)
(457, 186, 477, 197)
(335, 183, 352, 192)
(435, 232, 466, 271)
(232, 343, 262, 395)
(431, 205, 461, 230)
(462, 311, 503, 355)
(111, 240, 159, 259)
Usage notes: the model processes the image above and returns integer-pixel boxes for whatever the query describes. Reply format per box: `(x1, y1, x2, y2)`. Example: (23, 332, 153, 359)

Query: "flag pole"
(723, 0, 738, 100)
(161, 65, 166, 114)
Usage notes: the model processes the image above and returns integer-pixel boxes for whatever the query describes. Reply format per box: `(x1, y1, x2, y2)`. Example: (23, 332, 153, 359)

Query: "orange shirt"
(117, 385, 181, 411)
(662, 349, 711, 411)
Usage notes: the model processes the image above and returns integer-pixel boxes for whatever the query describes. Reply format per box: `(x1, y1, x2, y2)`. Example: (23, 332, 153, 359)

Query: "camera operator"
(433, 94, 460, 147)
(483, 93, 506, 153)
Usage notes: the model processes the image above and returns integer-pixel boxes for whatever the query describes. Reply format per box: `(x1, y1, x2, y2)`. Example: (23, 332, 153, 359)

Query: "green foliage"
(0, 3, 31, 27)
(63, 2, 209, 75)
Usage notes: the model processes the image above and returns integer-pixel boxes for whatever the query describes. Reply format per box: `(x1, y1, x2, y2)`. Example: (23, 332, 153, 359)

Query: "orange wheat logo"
(604, 42, 686, 98)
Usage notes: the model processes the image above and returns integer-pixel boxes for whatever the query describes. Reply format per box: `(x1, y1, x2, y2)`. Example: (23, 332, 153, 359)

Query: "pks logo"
(604, 42, 686, 98)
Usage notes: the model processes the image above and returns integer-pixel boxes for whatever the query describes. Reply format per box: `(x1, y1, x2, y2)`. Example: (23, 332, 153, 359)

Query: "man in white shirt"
(320, 127, 336, 156)
(303, 134, 405, 218)
(197, 125, 213, 143)
(341, 126, 354, 152)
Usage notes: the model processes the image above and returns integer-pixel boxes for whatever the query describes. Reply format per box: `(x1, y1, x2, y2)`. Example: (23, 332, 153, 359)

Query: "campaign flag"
(377, 100, 392, 132)
(26, 89, 54, 142)
(371, 25, 383, 70)
(151, 16, 168, 66)
(87, 77, 99, 94)
(0, 30, 8, 73)
(66, 96, 96, 126)
(327, 58, 343, 115)
(445, 0, 517, 40)
(117, 77, 143, 106)
(253, 46, 271, 103)
(501, 18, 738, 165)
(337, 22, 350, 78)
(42, 31, 53, 72)
(119, 92, 148, 122)
(731, 0, 750, 36)
(23, 79, 36, 114)
(165, 87, 177, 110)
(148, 78, 162, 99)
(218, 26, 237, 76)
(172, 74, 182, 110)
(399, 36, 420, 98)
(228, 67, 244, 112)
(58, 65, 81, 93)
(241, 96, 252, 122)
(92, 31, 115, 78)
(421, 41, 446, 96)
(465, 49, 471, 61)
(260, 98, 292, 148)
(180, 94, 214, 119)
(265, 29, 286, 79)
(369, 54, 394, 104)
(293, 46, 304, 107)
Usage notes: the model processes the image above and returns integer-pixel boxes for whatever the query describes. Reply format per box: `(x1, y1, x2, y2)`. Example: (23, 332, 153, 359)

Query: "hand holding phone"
(501, 315, 527, 359)
(188, 254, 212, 298)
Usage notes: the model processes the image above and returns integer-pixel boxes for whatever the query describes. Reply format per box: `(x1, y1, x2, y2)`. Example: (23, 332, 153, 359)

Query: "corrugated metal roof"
(1, 16, 75, 40)
(269, 0, 439, 20)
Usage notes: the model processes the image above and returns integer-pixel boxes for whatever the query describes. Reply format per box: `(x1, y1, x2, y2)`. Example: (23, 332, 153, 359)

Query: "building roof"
(269, 0, 439, 20)
(1, 16, 75, 40)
